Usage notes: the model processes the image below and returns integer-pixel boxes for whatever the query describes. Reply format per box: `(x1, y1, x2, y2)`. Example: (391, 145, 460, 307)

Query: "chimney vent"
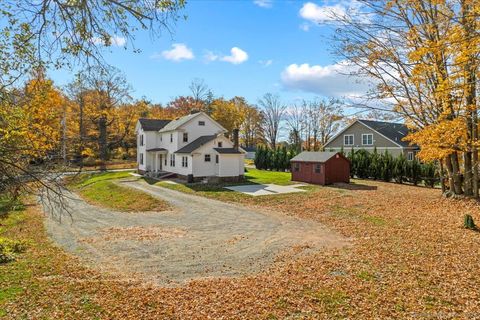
(233, 129, 239, 151)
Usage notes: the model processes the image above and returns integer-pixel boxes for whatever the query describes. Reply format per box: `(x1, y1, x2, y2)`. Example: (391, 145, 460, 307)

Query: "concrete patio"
(224, 183, 307, 196)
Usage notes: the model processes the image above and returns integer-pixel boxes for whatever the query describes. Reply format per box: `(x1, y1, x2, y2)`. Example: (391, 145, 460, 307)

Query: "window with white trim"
(407, 152, 414, 161)
(164, 154, 167, 166)
(182, 156, 188, 167)
(170, 154, 175, 167)
(362, 133, 373, 145)
(215, 155, 219, 164)
(183, 132, 188, 142)
(140, 153, 144, 165)
(205, 154, 211, 162)
(218, 141, 223, 148)
(344, 134, 354, 146)
(139, 134, 144, 146)
(170, 133, 173, 143)
(198, 121, 205, 126)
(315, 164, 321, 173)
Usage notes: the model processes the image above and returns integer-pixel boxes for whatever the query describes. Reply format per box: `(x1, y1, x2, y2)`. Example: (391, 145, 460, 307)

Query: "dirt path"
(44, 179, 347, 286)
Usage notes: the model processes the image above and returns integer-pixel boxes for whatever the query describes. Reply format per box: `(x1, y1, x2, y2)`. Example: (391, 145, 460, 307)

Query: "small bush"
(464, 214, 477, 230)
(0, 238, 27, 263)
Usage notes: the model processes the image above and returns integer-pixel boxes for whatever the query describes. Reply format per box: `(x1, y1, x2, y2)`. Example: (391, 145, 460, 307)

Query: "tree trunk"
(451, 152, 463, 195)
(464, 151, 473, 196)
(444, 155, 456, 193)
(439, 159, 446, 194)
(98, 115, 108, 171)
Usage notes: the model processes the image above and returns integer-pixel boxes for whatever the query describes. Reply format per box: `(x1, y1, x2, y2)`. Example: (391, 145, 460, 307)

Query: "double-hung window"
(182, 156, 188, 167)
(218, 141, 223, 148)
(170, 154, 175, 167)
(139, 134, 144, 146)
(183, 132, 188, 143)
(170, 133, 173, 143)
(215, 155, 219, 164)
(362, 133, 373, 145)
(205, 154, 211, 162)
(315, 164, 321, 173)
(407, 152, 414, 161)
(140, 153, 144, 165)
(344, 134, 354, 146)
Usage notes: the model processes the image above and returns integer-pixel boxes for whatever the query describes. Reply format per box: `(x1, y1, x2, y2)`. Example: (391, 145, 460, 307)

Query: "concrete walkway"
(225, 184, 307, 196)
(44, 179, 346, 286)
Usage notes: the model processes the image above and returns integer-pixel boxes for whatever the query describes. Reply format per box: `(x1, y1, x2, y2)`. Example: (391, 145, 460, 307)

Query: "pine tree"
(393, 153, 407, 183)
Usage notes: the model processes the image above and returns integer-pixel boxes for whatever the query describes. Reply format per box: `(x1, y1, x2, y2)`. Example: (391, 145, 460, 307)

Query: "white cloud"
(111, 36, 126, 46)
(281, 61, 371, 98)
(299, 23, 310, 32)
(299, 2, 347, 24)
(254, 0, 273, 8)
(155, 43, 194, 62)
(299, 1, 367, 27)
(92, 35, 126, 47)
(221, 47, 249, 64)
(204, 50, 219, 62)
(259, 59, 273, 67)
(202, 47, 249, 65)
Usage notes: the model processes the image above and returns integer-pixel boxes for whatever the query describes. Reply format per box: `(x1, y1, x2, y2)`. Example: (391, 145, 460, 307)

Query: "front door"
(304, 163, 312, 183)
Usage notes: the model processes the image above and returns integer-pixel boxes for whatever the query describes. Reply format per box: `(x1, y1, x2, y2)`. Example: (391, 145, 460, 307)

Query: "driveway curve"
(44, 179, 347, 286)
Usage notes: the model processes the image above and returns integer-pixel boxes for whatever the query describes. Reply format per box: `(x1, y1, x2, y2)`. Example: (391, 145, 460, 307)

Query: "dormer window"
(198, 121, 205, 126)
(183, 132, 188, 142)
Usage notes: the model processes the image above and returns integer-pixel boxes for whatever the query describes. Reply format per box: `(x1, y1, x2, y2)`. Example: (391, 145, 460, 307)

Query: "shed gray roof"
(138, 119, 171, 131)
(358, 119, 410, 147)
(175, 135, 217, 154)
(290, 152, 339, 163)
(214, 148, 243, 154)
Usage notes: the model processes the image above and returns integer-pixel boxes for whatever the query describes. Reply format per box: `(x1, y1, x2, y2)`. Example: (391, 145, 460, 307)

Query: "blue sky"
(50, 0, 367, 106)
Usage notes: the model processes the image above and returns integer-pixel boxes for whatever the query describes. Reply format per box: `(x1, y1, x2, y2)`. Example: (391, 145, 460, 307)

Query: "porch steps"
(157, 172, 177, 179)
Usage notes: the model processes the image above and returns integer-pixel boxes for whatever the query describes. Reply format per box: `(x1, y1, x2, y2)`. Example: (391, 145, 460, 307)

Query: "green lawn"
(146, 168, 315, 203)
(244, 168, 293, 185)
(70, 171, 170, 212)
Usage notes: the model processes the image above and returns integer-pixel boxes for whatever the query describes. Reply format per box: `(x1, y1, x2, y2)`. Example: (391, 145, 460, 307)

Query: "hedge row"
(254, 145, 299, 171)
(346, 148, 437, 187)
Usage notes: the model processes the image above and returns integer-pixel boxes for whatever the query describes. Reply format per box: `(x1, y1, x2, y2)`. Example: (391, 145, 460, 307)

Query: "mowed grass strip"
(244, 168, 293, 185)
(71, 171, 169, 212)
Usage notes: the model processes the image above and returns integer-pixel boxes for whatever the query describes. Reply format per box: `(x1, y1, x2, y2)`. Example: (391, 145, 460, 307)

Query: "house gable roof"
(175, 135, 218, 154)
(159, 111, 227, 133)
(138, 118, 171, 131)
(290, 151, 340, 163)
(357, 120, 410, 147)
(324, 119, 412, 148)
(214, 148, 243, 154)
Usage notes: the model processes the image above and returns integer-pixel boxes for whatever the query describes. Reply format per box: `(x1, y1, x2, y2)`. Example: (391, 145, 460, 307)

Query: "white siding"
(218, 154, 245, 177)
(136, 113, 243, 178)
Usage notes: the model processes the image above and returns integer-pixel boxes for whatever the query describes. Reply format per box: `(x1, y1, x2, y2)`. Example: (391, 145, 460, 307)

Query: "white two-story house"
(135, 111, 245, 182)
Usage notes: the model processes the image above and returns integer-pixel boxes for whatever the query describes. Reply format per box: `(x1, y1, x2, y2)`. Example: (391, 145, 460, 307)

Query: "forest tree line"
(4, 67, 347, 171)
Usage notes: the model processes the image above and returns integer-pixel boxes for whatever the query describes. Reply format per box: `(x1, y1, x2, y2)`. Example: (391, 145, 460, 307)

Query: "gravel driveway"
(44, 179, 347, 286)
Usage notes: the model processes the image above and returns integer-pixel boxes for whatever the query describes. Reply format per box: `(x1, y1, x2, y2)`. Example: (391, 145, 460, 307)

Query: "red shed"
(290, 152, 350, 185)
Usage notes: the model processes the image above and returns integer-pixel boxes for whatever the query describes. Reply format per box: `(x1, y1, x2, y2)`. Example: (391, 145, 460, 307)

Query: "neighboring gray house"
(324, 119, 419, 160)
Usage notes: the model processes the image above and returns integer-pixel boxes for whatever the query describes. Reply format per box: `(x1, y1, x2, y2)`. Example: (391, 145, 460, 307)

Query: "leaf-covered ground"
(2, 179, 480, 319)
